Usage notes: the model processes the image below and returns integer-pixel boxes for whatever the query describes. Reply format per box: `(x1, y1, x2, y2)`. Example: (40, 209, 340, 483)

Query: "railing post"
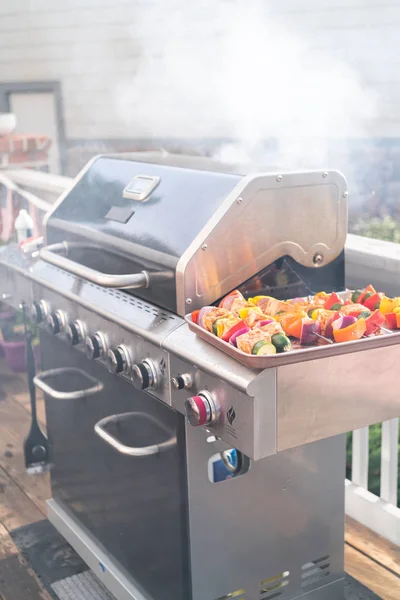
(381, 418, 399, 506)
(352, 427, 369, 489)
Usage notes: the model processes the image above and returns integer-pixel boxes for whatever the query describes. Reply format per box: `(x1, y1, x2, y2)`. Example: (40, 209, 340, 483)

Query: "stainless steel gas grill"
(1, 152, 400, 600)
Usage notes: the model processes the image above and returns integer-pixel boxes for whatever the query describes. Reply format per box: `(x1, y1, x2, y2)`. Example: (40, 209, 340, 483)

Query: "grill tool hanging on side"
(22, 303, 50, 474)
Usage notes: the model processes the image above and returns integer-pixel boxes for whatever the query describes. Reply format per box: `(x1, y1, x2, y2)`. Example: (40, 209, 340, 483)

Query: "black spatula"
(22, 303, 50, 474)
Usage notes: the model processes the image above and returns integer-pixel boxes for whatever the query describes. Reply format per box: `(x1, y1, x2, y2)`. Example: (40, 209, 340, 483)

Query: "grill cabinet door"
(40, 331, 190, 600)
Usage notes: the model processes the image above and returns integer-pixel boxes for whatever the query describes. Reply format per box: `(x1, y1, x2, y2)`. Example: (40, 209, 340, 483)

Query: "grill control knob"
(107, 345, 131, 375)
(46, 310, 66, 335)
(66, 320, 86, 346)
(171, 373, 193, 390)
(185, 391, 219, 427)
(131, 359, 158, 390)
(31, 300, 49, 324)
(85, 332, 107, 360)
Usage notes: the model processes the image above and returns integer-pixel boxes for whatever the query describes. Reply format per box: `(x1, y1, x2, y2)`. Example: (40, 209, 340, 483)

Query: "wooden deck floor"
(0, 360, 399, 599)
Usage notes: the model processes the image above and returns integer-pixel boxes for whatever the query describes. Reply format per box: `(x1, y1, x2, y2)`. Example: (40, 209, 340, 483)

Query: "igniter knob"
(171, 373, 193, 390)
(31, 300, 49, 324)
(85, 332, 107, 360)
(131, 359, 158, 390)
(185, 391, 219, 427)
(46, 310, 67, 335)
(66, 320, 86, 346)
(107, 345, 131, 375)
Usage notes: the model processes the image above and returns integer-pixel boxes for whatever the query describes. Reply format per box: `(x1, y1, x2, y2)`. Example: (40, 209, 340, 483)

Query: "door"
(39, 331, 190, 600)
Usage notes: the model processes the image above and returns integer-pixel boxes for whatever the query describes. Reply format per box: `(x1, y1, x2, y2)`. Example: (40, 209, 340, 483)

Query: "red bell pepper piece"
(365, 309, 385, 336)
(324, 292, 343, 310)
(221, 320, 247, 342)
(191, 310, 200, 325)
(358, 284, 376, 304)
(363, 292, 382, 311)
(385, 313, 397, 330)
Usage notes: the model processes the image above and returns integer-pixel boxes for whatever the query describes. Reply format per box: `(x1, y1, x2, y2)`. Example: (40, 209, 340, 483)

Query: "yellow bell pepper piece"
(380, 296, 394, 314)
(250, 295, 272, 304)
(238, 306, 263, 319)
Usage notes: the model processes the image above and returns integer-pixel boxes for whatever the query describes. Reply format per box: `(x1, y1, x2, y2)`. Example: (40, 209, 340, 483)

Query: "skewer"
(380, 326, 393, 335)
(314, 332, 334, 344)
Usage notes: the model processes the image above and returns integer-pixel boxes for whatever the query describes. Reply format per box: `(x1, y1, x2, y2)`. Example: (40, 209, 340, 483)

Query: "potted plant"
(0, 312, 40, 373)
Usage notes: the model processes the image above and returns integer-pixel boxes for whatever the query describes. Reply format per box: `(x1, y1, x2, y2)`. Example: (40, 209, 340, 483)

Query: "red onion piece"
(229, 327, 251, 346)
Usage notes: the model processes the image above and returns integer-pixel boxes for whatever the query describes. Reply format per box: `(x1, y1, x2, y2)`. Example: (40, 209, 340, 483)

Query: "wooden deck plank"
(0, 395, 50, 515)
(0, 360, 46, 426)
(0, 466, 44, 531)
(346, 516, 400, 577)
(0, 523, 52, 600)
(345, 544, 400, 600)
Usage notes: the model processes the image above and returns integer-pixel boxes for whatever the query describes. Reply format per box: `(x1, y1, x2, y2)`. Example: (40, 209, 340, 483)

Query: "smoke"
(116, 0, 378, 170)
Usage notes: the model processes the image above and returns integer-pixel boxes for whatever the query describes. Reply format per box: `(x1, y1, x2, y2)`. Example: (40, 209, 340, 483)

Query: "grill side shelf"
(185, 315, 400, 369)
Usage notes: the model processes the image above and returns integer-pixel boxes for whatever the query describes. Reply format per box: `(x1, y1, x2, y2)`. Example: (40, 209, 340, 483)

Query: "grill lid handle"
(94, 412, 176, 456)
(39, 242, 156, 289)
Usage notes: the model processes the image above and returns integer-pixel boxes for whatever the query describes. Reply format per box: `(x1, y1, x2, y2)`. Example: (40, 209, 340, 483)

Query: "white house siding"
(0, 0, 399, 223)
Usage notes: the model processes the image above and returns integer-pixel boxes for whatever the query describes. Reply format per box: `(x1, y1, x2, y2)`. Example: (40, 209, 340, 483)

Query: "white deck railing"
(345, 235, 400, 545)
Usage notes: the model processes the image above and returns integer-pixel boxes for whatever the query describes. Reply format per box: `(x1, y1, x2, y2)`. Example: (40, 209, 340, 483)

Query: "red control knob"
(185, 392, 218, 427)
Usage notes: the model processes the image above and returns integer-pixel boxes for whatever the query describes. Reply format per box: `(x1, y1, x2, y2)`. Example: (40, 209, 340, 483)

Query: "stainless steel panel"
(31, 282, 172, 405)
(164, 322, 258, 392)
(277, 343, 400, 451)
(177, 170, 347, 314)
(170, 354, 276, 460)
(29, 260, 182, 347)
(186, 428, 345, 600)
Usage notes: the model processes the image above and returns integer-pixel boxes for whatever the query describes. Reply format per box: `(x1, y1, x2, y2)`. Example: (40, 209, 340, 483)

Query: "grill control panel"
(30, 292, 171, 406)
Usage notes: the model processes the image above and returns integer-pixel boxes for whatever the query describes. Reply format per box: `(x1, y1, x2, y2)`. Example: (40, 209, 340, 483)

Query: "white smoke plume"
(116, 0, 378, 170)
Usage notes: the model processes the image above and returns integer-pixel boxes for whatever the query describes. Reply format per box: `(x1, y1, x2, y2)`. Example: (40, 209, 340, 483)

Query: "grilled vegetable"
(198, 306, 214, 329)
(222, 319, 246, 342)
(271, 333, 291, 353)
(203, 308, 230, 332)
(365, 309, 386, 336)
(379, 296, 394, 315)
(329, 302, 343, 311)
(358, 284, 376, 304)
(324, 292, 343, 310)
(331, 315, 358, 332)
(357, 310, 371, 320)
(254, 319, 274, 328)
(363, 292, 382, 311)
(229, 327, 251, 347)
(251, 341, 276, 355)
(191, 310, 200, 325)
(300, 318, 322, 345)
(333, 318, 366, 343)
(325, 312, 342, 339)
(385, 313, 397, 329)
(218, 290, 245, 310)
